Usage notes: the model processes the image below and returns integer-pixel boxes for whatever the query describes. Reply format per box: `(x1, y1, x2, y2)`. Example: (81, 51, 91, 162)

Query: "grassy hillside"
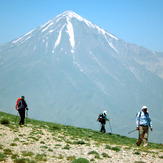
(0, 111, 163, 163)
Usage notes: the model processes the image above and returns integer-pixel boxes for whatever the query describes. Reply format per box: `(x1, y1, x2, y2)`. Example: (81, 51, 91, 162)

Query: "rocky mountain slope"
(0, 112, 163, 162)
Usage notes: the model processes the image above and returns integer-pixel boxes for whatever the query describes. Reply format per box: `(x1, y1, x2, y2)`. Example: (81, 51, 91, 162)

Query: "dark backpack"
(136, 111, 149, 118)
(98, 113, 103, 122)
(18, 99, 27, 109)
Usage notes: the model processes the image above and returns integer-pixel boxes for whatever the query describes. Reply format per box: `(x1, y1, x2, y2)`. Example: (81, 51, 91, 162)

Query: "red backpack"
(15, 97, 21, 110)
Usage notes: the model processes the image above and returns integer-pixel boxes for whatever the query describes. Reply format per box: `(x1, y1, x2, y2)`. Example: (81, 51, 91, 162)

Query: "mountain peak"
(56, 10, 82, 20)
(61, 10, 77, 16)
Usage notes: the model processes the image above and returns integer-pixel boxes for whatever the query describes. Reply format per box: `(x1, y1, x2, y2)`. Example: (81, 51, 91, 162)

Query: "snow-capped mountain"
(0, 11, 163, 143)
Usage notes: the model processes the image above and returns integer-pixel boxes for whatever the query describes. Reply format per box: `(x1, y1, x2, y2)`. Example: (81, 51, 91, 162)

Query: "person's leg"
(101, 123, 105, 133)
(100, 123, 103, 132)
(103, 124, 106, 133)
(137, 126, 143, 146)
(143, 126, 149, 147)
(18, 109, 23, 125)
(21, 108, 25, 125)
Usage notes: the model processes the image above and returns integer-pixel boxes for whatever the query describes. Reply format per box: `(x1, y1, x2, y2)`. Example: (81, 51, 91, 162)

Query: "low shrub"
(0, 144, 3, 150)
(40, 141, 45, 144)
(63, 145, 70, 150)
(50, 124, 62, 131)
(35, 153, 47, 162)
(67, 155, 76, 161)
(10, 143, 17, 146)
(21, 151, 34, 157)
(1, 118, 9, 125)
(14, 138, 20, 141)
(3, 148, 12, 155)
(14, 158, 35, 163)
(11, 154, 19, 159)
(105, 144, 112, 149)
(0, 152, 7, 161)
(88, 151, 99, 155)
(133, 151, 141, 155)
(105, 145, 121, 152)
(102, 152, 111, 158)
(71, 157, 89, 163)
(73, 141, 86, 145)
(40, 146, 48, 149)
(111, 146, 121, 152)
(159, 155, 163, 159)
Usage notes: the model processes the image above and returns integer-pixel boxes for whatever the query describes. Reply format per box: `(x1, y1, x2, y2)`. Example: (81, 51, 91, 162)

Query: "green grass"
(0, 152, 7, 161)
(105, 144, 112, 149)
(35, 153, 47, 162)
(11, 154, 19, 159)
(159, 155, 163, 159)
(72, 158, 89, 163)
(10, 143, 17, 146)
(67, 155, 76, 161)
(40, 145, 48, 149)
(0, 144, 3, 150)
(73, 140, 86, 145)
(111, 146, 121, 152)
(133, 151, 141, 155)
(40, 141, 45, 144)
(0, 111, 163, 151)
(3, 148, 12, 155)
(62, 144, 70, 150)
(21, 151, 34, 157)
(88, 151, 99, 155)
(105, 145, 121, 152)
(14, 138, 20, 141)
(13, 157, 36, 163)
(102, 152, 111, 158)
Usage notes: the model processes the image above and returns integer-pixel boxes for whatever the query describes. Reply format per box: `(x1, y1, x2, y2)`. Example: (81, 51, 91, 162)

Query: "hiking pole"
(26, 109, 28, 125)
(128, 129, 137, 134)
(15, 111, 18, 125)
(108, 120, 112, 133)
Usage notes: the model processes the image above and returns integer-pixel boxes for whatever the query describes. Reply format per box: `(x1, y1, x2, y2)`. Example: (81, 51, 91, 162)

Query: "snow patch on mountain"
(52, 24, 66, 53)
(66, 16, 75, 53)
(101, 31, 118, 53)
(12, 29, 34, 44)
(63, 11, 118, 42)
(42, 22, 54, 33)
(95, 25, 118, 41)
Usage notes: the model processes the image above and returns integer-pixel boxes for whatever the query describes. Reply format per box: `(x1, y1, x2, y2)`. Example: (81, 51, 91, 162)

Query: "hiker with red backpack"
(136, 106, 152, 147)
(15, 96, 28, 126)
(98, 111, 109, 133)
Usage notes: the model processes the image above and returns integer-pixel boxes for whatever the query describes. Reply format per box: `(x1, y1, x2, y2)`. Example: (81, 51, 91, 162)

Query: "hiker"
(136, 106, 152, 147)
(98, 111, 109, 133)
(15, 96, 28, 126)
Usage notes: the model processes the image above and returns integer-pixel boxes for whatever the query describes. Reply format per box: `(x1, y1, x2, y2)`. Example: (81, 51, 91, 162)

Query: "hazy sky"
(0, 0, 163, 52)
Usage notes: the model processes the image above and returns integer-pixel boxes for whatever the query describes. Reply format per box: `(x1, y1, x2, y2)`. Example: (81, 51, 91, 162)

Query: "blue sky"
(0, 0, 163, 52)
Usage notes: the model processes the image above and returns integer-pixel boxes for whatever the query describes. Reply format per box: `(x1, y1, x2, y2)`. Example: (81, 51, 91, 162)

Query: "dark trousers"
(101, 123, 106, 133)
(18, 108, 25, 125)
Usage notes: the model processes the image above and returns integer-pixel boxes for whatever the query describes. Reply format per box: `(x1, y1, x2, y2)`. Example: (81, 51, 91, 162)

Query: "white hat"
(103, 110, 107, 115)
(142, 106, 148, 110)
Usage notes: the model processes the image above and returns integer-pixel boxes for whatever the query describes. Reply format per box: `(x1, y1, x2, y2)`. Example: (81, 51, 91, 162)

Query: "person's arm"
(136, 112, 140, 130)
(149, 114, 152, 131)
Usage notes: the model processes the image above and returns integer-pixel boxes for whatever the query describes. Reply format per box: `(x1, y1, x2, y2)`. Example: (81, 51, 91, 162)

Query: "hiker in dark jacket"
(15, 96, 28, 126)
(98, 111, 109, 133)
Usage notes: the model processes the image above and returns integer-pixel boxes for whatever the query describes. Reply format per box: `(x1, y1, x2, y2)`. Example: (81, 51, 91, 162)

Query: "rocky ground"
(0, 123, 163, 163)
